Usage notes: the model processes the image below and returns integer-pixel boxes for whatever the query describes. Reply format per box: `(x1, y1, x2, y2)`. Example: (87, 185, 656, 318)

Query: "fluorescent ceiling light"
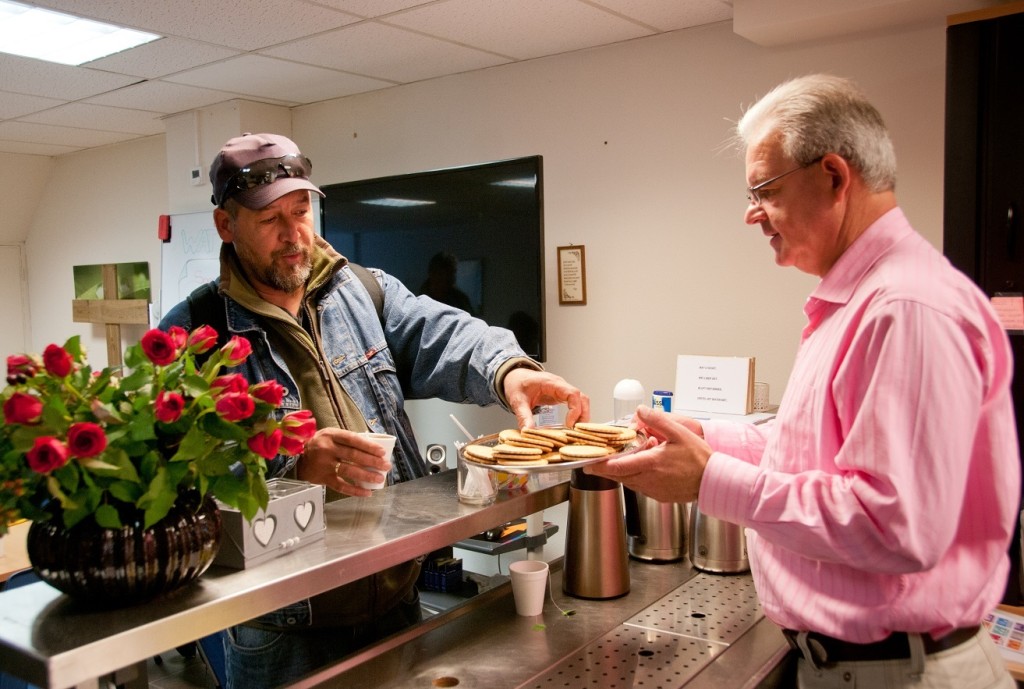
(360, 198, 436, 207)
(491, 176, 537, 188)
(0, 0, 160, 66)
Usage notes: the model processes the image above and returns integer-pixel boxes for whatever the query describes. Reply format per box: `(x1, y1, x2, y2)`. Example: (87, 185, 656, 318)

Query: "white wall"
(22, 135, 167, 362)
(12, 20, 946, 450)
(293, 20, 946, 447)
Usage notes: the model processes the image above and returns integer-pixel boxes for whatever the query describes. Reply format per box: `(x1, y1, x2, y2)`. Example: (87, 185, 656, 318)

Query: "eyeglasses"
(217, 154, 312, 205)
(746, 156, 822, 206)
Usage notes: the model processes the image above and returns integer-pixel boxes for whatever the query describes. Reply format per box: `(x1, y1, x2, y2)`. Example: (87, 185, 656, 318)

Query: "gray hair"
(735, 74, 897, 192)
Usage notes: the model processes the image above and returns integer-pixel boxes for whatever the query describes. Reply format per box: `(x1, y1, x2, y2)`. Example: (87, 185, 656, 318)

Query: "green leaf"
(94, 503, 123, 529)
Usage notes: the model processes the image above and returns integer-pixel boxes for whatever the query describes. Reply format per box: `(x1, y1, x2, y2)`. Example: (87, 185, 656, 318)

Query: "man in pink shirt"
(588, 74, 1020, 688)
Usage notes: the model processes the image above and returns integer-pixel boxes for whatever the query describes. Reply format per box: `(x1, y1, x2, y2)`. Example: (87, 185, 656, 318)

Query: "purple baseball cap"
(209, 132, 324, 209)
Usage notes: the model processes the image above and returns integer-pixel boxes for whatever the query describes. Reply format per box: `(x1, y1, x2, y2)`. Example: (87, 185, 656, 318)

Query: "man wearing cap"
(159, 133, 590, 688)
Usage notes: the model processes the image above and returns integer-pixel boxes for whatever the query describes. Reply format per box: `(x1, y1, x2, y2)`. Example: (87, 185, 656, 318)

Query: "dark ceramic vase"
(26, 491, 222, 607)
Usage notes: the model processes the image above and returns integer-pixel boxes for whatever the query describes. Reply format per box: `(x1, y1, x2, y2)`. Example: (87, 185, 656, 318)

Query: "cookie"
(522, 427, 569, 447)
(491, 443, 543, 457)
(559, 444, 612, 460)
(574, 422, 627, 436)
(499, 429, 555, 450)
(463, 444, 496, 464)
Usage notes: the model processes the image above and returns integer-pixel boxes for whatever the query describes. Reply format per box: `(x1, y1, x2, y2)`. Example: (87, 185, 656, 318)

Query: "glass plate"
(457, 428, 646, 474)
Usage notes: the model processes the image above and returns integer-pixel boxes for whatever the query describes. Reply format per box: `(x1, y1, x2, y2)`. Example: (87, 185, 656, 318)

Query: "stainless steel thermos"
(563, 470, 631, 599)
(688, 503, 749, 574)
(623, 488, 686, 562)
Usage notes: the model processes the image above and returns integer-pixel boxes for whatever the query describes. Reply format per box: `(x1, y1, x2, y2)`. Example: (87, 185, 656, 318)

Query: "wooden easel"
(71, 264, 149, 367)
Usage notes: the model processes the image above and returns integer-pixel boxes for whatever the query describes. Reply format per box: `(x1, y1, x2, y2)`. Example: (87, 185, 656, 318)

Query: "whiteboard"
(159, 199, 320, 321)
(159, 211, 221, 322)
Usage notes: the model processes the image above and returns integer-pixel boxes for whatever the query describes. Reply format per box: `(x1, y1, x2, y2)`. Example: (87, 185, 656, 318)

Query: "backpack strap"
(186, 282, 229, 346)
(348, 262, 384, 326)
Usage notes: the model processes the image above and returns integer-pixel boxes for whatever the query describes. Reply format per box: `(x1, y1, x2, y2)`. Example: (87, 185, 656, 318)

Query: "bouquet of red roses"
(1, 326, 316, 535)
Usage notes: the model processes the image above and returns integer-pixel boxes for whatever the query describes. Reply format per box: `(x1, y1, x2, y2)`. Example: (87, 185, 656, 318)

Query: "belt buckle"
(783, 630, 831, 669)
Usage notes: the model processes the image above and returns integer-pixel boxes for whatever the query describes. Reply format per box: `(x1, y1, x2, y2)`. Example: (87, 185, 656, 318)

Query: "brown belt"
(782, 626, 980, 666)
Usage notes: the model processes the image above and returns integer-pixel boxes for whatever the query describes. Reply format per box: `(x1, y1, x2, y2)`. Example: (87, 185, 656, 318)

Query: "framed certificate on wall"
(558, 245, 587, 305)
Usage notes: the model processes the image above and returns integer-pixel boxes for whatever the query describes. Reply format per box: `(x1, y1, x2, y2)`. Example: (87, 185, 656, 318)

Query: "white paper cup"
(356, 433, 395, 489)
(509, 559, 549, 616)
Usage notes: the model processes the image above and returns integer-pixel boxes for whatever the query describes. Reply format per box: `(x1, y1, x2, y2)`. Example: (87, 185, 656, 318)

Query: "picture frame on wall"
(557, 245, 587, 305)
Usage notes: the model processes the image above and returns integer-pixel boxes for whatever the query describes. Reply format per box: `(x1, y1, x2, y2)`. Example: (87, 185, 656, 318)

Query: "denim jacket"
(159, 260, 529, 484)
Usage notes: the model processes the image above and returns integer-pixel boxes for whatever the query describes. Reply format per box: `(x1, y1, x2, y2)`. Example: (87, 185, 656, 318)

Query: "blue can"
(652, 390, 673, 412)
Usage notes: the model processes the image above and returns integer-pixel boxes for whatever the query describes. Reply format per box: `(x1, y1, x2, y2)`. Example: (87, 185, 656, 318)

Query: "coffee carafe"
(688, 503, 749, 574)
(623, 488, 686, 562)
(562, 470, 630, 599)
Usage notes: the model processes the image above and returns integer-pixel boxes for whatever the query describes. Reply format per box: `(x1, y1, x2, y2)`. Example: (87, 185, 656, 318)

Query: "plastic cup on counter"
(355, 432, 395, 489)
(509, 559, 549, 616)
(457, 452, 498, 505)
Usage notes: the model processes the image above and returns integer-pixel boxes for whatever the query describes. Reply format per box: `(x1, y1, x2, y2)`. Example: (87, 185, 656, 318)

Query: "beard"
(236, 241, 312, 293)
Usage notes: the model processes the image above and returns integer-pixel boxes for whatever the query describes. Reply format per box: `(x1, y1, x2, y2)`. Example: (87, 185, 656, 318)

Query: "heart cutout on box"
(253, 516, 277, 547)
(294, 502, 314, 530)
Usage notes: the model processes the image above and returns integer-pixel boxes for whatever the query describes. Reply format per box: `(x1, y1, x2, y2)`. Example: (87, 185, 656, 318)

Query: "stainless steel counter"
(294, 560, 791, 689)
(0, 470, 569, 689)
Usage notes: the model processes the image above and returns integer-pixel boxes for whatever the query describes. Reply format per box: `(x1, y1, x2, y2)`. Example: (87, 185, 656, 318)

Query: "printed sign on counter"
(675, 354, 755, 415)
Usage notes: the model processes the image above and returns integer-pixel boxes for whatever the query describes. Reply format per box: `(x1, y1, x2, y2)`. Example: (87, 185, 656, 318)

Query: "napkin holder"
(214, 478, 326, 569)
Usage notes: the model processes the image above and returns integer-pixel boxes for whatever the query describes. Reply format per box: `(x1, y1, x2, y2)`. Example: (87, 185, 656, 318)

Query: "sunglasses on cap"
(214, 154, 312, 206)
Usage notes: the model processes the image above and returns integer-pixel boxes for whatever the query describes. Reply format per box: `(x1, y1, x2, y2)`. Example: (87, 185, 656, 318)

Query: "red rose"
(211, 374, 249, 397)
(155, 391, 186, 423)
(247, 428, 283, 459)
(221, 336, 253, 366)
(66, 422, 107, 458)
(279, 410, 316, 454)
(7, 354, 37, 380)
(141, 329, 179, 366)
(3, 392, 43, 425)
(187, 325, 219, 354)
(27, 437, 69, 473)
(167, 326, 188, 352)
(281, 410, 317, 440)
(42, 344, 73, 377)
(250, 380, 285, 406)
(281, 435, 310, 455)
(215, 393, 255, 422)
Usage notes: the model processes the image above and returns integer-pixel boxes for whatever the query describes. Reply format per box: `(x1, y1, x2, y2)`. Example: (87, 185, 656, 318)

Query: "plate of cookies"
(459, 423, 645, 474)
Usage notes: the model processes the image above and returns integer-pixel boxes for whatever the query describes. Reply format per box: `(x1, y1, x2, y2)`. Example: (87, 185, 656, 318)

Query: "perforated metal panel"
(522, 573, 763, 689)
(627, 571, 762, 645)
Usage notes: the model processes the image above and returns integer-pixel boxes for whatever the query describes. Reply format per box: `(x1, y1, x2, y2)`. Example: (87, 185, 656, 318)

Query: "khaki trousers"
(796, 629, 1016, 689)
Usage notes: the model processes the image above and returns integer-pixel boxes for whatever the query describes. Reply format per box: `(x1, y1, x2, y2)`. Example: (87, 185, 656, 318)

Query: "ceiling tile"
(86, 37, 241, 79)
(262, 21, 509, 83)
(20, 103, 165, 135)
(31, 0, 362, 51)
(589, 0, 733, 31)
(0, 92, 66, 120)
(0, 121, 137, 148)
(313, 0, 438, 19)
(0, 138, 80, 156)
(165, 55, 394, 104)
(0, 54, 139, 101)
(83, 81, 256, 114)
(385, 0, 653, 60)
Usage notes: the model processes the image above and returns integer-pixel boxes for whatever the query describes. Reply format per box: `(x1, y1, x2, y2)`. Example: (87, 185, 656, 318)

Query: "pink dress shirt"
(699, 207, 1020, 642)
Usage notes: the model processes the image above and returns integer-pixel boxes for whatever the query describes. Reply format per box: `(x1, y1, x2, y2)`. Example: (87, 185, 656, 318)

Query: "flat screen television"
(320, 155, 546, 361)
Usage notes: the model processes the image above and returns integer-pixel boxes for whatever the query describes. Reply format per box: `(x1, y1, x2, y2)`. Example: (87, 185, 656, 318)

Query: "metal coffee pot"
(623, 488, 686, 562)
(688, 503, 749, 574)
(563, 470, 631, 599)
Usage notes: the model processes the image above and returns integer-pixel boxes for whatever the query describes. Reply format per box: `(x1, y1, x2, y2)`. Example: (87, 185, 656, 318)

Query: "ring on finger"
(335, 461, 342, 476)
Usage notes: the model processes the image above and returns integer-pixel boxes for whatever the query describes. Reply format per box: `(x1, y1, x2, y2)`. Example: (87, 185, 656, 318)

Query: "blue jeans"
(223, 587, 422, 689)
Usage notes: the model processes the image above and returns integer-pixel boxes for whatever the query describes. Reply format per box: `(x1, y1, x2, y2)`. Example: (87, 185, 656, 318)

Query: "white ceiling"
(0, 0, 735, 157)
(0, 0, 1007, 158)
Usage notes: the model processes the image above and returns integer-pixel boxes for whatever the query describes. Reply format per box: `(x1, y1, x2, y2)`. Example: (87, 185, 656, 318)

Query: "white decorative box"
(214, 478, 326, 569)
